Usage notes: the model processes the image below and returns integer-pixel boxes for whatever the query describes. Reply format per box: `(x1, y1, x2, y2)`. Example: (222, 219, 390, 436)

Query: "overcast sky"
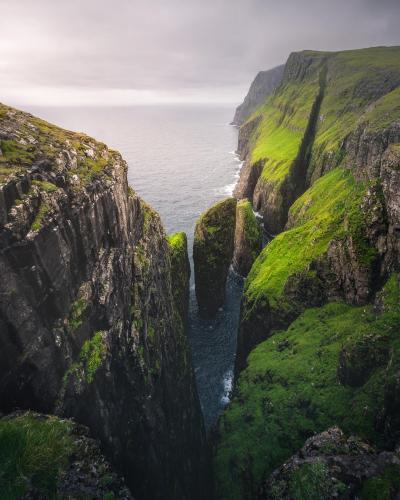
(1, 0, 399, 106)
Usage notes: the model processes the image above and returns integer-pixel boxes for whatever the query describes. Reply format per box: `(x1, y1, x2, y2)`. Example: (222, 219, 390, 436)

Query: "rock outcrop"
(232, 65, 285, 126)
(0, 104, 210, 500)
(193, 197, 237, 317)
(167, 232, 191, 326)
(0, 411, 133, 499)
(262, 427, 400, 499)
(232, 199, 262, 277)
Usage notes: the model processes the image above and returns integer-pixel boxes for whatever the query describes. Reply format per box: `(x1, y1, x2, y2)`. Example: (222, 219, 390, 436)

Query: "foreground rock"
(261, 427, 400, 499)
(232, 198, 263, 277)
(0, 104, 210, 500)
(193, 197, 237, 317)
(0, 411, 133, 499)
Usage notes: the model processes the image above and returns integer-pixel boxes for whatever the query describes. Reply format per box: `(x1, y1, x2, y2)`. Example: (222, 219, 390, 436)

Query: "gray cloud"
(0, 0, 399, 104)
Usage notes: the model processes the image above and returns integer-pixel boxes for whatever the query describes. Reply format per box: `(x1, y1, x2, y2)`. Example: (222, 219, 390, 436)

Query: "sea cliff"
(213, 46, 400, 500)
(0, 104, 210, 500)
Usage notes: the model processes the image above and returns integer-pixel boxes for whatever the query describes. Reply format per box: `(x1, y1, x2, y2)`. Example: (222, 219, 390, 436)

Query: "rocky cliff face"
(232, 199, 262, 277)
(232, 65, 285, 126)
(193, 197, 237, 317)
(0, 104, 209, 500)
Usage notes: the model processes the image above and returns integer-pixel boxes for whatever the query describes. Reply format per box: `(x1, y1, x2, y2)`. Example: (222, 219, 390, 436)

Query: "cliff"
(232, 65, 285, 126)
(193, 197, 237, 317)
(0, 104, 210, 500)
(214, 46, 400, 500)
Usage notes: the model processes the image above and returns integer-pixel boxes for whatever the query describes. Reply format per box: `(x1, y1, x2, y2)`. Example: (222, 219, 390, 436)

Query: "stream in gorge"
(25, 104, 244, 429)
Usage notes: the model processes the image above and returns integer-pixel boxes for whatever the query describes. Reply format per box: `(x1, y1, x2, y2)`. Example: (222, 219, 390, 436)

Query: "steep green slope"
(215, 275, 400, 500)
(237, 46, 400, 232)
(216, 46, 400, 500)
(235, 46, 400, 372)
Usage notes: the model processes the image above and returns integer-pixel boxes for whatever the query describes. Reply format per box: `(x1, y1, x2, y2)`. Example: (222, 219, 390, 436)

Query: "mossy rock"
(232, 199, 263, 277)
(167, 232, 191, 326)
(193, 197, 237, 317)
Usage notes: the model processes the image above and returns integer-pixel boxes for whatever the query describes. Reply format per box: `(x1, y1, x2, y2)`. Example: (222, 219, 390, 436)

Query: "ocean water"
(26, 105, 243, 429)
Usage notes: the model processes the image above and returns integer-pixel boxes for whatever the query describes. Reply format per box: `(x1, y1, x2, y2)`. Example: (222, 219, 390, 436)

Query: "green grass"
(360, 465, 400, 500)
(244, 168, 363, 309)
(69, 298, 88, 331)
(32, 180, 58, 193)
(64, 331, 107, 384)
(214, 274, 400, 500)
(0, 103, 112, 188)
(240, 46, 400, 192)
(30, 202, 52, 232)
(0, 413, 74, 499)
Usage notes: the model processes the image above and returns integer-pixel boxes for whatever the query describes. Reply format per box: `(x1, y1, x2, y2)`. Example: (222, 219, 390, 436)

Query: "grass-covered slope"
(215, 275, 400, 500)
(235, 46, 400, 372)
(235, 166, 375, 371)
(239, 46, 400, 233)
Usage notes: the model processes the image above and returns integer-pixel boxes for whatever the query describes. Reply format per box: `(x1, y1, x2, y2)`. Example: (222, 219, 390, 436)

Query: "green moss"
(289, 462, 332, 500)
(214, 275, 400, 500)
(0, 413, 74, 499)
(0, 166, 23, 183)
(69, 298, 88, 331)
(30, 202, 52, 232)
(0, 139, 35, 165)
(32, 180, 58, 193)
(360, 465, 400, 500)
(64, 331, 107, 384)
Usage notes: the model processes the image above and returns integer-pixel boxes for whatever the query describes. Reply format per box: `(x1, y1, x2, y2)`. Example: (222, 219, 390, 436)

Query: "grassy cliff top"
(0, 103, 121, 188)
(243, 45, 400, 187)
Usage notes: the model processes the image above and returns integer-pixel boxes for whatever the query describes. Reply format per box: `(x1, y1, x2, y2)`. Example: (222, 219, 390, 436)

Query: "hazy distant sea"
(25, 104, 243, 429)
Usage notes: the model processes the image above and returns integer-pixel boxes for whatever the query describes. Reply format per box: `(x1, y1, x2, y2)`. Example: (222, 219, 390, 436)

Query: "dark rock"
(337, 334, 390, 387)
(193, 197, 237, 317)
(261, 427, 400, 499)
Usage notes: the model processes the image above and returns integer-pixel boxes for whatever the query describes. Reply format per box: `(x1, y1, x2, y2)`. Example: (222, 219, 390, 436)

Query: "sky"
(0, 0, 399, 106)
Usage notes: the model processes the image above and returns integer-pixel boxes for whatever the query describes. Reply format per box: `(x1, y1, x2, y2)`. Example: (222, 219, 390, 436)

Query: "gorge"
(1, 45, 400, 500)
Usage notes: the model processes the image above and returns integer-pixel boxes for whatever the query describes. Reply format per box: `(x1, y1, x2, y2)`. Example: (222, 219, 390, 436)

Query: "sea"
(24, 104, 244, 429)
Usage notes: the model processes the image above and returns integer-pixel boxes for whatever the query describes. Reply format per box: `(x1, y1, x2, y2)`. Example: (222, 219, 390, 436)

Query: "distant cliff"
(232, 64, 285, 126)
(0, 104, 210, 500)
